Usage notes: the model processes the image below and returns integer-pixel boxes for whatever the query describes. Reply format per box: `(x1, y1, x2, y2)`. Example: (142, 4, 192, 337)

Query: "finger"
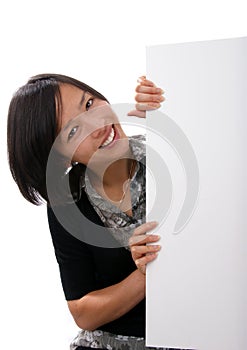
(137, 75, 146, 82)
(135, 102, 161, 111)
(135, 252, 158, 274)
(136, 85, 164, 95)
(127, 110, 146, 118)
(129, 233, 160, 247)
(131, 244, 161, 256)
(137, 76, 156, 87)
(135, 93, 165, 103)
(133, 221, 158, 236)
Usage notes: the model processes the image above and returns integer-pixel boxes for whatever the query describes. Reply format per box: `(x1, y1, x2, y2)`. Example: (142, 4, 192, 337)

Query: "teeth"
(100, 127, 115, 148)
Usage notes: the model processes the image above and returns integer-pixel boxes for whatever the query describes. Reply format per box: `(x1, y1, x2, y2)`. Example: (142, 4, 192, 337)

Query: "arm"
(47, 195, 146, 332)
(67, 268, 145, 331)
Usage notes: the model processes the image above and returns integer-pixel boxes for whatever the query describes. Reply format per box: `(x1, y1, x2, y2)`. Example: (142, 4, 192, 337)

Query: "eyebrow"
(62, 91, 86, 132)
(79, 91, 86, 108)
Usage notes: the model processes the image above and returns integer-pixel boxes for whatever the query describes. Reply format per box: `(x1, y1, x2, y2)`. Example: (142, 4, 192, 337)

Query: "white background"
(0, 1, 246, 349)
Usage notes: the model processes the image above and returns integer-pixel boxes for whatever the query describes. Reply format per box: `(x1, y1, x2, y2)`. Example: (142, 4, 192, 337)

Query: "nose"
(91, 125, 108, 139)
(78, 103, 117, 139)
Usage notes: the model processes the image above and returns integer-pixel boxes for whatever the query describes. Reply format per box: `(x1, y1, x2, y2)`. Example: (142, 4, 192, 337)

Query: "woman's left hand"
(129, 221, 161, 275)
(127, 76, 165, 118)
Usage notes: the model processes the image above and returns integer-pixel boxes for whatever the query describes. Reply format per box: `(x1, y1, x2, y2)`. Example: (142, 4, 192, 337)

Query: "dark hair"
(7, 73, 108, 205)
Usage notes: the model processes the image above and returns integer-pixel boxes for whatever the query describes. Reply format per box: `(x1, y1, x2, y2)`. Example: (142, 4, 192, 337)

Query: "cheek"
(94, 99, 108, 108)
(72, 143, 88, 164)
(115, 123, 126, 137)
(72, 139, 96, 164)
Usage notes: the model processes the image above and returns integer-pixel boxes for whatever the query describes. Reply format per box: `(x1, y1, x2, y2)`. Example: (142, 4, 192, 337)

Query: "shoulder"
(128, 134, 146, 162)
(129, 134, 146, 143)
(47, 203, 91, 254)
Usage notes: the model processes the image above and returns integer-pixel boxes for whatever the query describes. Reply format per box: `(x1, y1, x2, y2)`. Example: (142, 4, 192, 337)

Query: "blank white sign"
(146, 37, 247, 349)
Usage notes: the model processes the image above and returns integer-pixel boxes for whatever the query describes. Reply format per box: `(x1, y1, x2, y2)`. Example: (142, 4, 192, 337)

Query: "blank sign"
(146, 37, 247, 350)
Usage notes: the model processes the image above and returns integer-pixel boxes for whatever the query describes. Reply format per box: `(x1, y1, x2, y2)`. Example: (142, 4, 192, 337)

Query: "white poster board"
(146, 37, 247, 350)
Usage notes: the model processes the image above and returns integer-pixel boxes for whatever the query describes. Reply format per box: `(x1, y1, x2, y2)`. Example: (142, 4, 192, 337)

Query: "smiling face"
(57, 84, 128, 167)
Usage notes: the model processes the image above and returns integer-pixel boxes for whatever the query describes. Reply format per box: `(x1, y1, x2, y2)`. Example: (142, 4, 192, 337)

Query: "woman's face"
(58, 84, 127, 166)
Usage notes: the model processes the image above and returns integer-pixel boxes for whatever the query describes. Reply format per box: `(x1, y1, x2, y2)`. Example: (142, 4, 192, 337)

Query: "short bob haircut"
(7, 74, 108, 205)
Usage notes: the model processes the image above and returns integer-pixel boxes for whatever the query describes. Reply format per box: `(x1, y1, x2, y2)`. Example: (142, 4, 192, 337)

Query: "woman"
(7, 74, 169, 350)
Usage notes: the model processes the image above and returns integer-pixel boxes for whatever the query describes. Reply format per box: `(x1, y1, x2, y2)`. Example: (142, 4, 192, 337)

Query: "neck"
(88, 157, 135, 189)
(87, 153, 136, 213)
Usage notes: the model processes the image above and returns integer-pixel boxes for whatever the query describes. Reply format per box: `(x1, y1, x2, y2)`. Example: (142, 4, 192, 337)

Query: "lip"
(100, 124, 113, 146)
(109, 124, 119, 147)
(99, 124, 119, 149)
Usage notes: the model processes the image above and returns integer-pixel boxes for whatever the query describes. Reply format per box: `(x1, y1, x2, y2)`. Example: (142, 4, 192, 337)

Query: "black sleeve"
(47, 204, 146, 337)
(47, 205, 96, 301)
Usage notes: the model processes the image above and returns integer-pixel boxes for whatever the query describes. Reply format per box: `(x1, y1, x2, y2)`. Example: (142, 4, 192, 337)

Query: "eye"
(68, 126, 78, 141)
(86, 98, 94, 111)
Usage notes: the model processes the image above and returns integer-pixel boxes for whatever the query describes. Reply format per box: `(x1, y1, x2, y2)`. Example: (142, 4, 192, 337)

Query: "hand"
(129, 221, 161, 274)
(127, 76, 165, 118)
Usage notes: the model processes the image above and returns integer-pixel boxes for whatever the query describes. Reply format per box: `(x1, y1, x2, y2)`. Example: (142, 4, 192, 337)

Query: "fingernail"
(147, 221, 157, 228)
(156, 88, 165, 94)
(152, 235, 160, 240)
(147, 102, 161, 108)
(137, 76, 146, 83)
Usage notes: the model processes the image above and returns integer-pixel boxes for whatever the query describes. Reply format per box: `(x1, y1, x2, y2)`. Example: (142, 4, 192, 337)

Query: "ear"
(69, 163, 86, 201)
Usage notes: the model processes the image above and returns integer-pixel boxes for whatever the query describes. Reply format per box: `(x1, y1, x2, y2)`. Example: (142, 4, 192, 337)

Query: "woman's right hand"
(127, 76, 165, 118)
(129, 221, 161, 274)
